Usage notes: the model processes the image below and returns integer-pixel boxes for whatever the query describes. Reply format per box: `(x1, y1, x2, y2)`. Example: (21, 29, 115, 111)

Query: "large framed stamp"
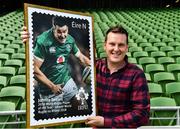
(24, 3, 96, 128)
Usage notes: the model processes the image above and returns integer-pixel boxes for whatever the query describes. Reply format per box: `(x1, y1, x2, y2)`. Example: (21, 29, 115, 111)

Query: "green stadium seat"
(166, 82, 180, 106)
(9, 75, 26, 87)
(0, 48, 15, 58)
(139, 57, 156, 70)
(0, 101, 16, 128)
(6, 44, 20, 53)
(150, 51, 166, 62)
(128, 57, 137, 64)
(3, 36, 15, 42)
(0, 76, 7, 90)
(0, 86, 25, 110)
(162, 38, 174, 43)
(176, 57, 180, 64)
(150, 97, 177, 126)
(0, 40, 10, 47)
(19, 101, 26, 128)
(168, 42, 180, 48)
(154, 72, 176, 92)
(0, 44, 4, 50)
(128, 46, 142, 54)
(4, 59, 23, 73)
(167, 51, 180, 60)
(175, 46, 180, 51)
(0, 67, 16, 85)
(145, 73, 152, 82)
(144, 46, 159, 56)
(148, 38, 161, 43)
(160, 46, 174, 53)
(153, 42, 166, 49)
(12, 40, 24, 47)
(139, 43, 152, 50)
(133, 51, 148, 63)
(11, 53, 25, 65)
(158, 57, 175, 70)
(18, 66, 26, 75)
(167, 64, 180, 80)
(148, 83, 163, 98)
(18, 48, 25, 53)
(146, 64, 165, 81)
(0, 53, 9, 66)
(99, 52, 106, 58)
(136, 64, 143, 70)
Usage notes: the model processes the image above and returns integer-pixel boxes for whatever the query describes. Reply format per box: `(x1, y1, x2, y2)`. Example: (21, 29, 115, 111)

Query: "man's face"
(53, 25, 68, 43)
(104, 32, 128, 65)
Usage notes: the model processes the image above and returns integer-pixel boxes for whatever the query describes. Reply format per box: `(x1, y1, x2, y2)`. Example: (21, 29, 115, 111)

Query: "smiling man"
(86, 26, 150, 128)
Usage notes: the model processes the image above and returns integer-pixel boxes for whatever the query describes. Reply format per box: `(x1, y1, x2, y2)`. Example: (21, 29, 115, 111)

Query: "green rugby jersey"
(34, 28, 79, 94)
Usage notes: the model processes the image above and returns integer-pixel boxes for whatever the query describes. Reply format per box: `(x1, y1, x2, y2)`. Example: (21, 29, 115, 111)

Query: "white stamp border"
(26, 4, 96, 127)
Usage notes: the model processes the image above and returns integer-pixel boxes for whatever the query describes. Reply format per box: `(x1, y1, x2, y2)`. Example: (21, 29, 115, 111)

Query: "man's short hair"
(52, 16, 70, 27)
(105, 25, 128, 44)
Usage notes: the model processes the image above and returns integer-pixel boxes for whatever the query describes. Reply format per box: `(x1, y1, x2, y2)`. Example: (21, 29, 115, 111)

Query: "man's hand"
(51, 84, 63, 95)
(85, 116, 104, 127)
(20, 26, 30, 43)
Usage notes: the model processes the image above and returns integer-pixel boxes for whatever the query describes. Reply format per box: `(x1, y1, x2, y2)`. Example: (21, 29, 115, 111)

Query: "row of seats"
(0, 10, 26, 128)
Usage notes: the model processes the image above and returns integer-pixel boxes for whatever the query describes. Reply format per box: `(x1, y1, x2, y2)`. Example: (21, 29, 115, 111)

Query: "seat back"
(150, 97, 177, 126)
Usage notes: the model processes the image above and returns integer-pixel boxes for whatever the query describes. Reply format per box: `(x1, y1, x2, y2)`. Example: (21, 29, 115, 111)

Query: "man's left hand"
(85, 116, 104, 127)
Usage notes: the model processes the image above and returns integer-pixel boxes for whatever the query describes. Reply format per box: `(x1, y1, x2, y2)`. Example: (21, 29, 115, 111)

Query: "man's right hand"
(20, 26, 30, 43)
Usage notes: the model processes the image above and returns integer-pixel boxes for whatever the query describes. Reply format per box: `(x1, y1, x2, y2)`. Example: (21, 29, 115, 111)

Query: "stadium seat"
(4, 59, 23, 73)
(160, 46, 174, 54)
(158, 57, 175, 70)
(6, 44, 20, 53)
(150, 51, 166, 62)
(128, 57, 137, 64)
(0, 66, 16, 85)
(154, 72, 176, 92)
(18, 48, 25, 53)
(167, 51, 180, 60)
(0, 40, 10, 47)
(150, 97, 177, 126)
(167, 64, 180, 80)
(139, 57, 156, 70)
(166, 82, 180, 106)
(146, 64, 165, 81)
(0, 76, 7, 90)
(9, 75, 26, 87)
(145, 73, 152, 82)
(0, 86, 25, 109)
(0, 48, 15, 58)
(144, 46, 159, 56)
(19, 101, 26, 128)
(148, 83, 163, 98)
(133, 51, 148, 63)
(0, 101, 16, 128)
(0, 53, 9, 66)
(18, 66, 26, 75)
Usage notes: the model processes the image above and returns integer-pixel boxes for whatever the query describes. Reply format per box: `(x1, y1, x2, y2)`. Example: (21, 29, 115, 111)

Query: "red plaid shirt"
(96, 57, 150, 128)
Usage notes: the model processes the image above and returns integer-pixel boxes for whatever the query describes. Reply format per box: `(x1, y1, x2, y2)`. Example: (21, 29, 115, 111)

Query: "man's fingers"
(22, 26, 27, 31)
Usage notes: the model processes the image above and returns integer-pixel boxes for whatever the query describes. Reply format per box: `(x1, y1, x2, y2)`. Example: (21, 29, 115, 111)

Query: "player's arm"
(34, 57, 62, 94)
(75, 51, 91, 66)
(20, 26, 62, 94)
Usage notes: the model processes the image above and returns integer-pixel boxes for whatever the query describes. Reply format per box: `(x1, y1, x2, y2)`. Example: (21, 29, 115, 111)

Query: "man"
(21, 25, 150, 127)
(22, 16, 91, 118)
(85, 26, 150, 128)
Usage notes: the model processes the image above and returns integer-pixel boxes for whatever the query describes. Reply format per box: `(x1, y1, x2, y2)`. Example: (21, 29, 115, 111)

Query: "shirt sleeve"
(104, 71, 150, 128)
(71, 38, 80, 56)
(33, 39, 46, 61)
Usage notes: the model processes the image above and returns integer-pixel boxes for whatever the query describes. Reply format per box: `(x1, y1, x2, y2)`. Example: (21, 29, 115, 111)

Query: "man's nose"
(114, 45, 120, 51)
